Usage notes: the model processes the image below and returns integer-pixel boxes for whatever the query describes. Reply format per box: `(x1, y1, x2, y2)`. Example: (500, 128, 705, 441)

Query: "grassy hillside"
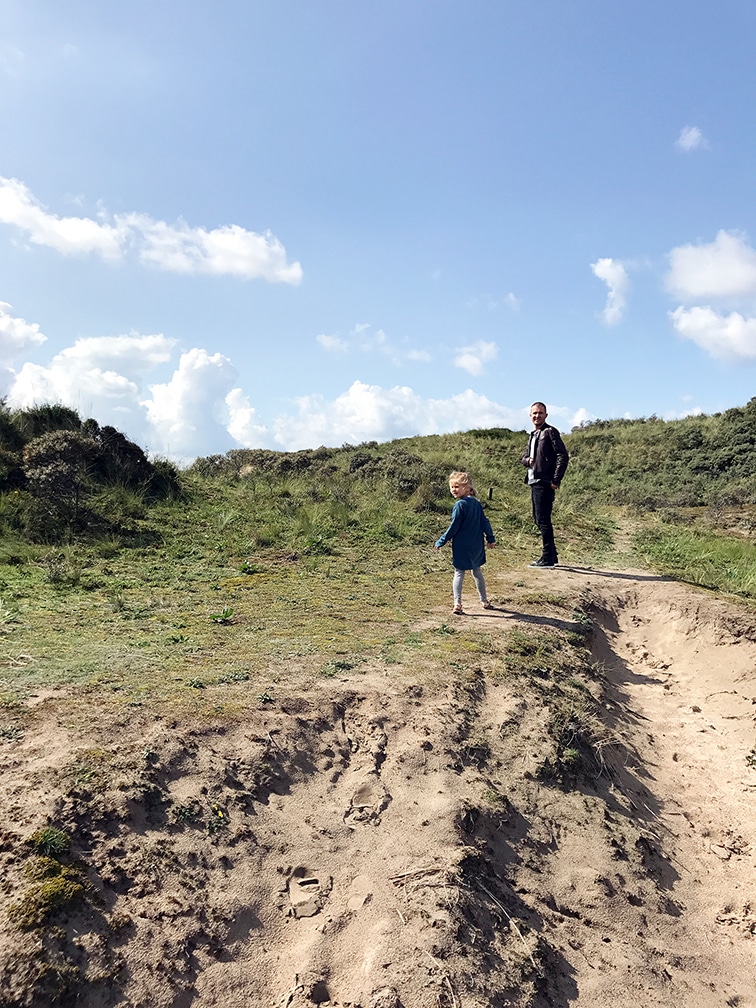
(566, 398, 756, 595)
(0, 399, 754, 707)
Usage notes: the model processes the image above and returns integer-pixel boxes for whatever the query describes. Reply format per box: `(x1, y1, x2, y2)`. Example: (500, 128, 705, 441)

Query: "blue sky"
(1, 1, 755, 461)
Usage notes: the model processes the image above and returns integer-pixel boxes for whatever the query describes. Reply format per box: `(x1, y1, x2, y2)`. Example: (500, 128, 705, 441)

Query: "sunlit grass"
(634, 520, 756, 598)
(4, 421, 750, 723)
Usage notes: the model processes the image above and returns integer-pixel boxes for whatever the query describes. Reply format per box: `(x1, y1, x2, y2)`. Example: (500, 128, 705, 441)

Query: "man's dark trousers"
(531, 482, 557, 563)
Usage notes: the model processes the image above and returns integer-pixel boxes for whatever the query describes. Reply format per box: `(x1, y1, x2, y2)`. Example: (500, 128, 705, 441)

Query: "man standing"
(521, 402, 569, 568)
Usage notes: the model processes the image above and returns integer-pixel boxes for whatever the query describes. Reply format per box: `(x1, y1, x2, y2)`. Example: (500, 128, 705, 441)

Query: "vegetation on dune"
(0, 400, 181, 544)
(0, 398, 753, 709)
(567, 397, 756, 596)
(567, 398, 756, 509)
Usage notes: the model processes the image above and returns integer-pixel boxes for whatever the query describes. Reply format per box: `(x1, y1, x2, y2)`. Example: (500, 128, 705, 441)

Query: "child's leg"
(471, 566, 488, 602)
(453, 568, 465, 605)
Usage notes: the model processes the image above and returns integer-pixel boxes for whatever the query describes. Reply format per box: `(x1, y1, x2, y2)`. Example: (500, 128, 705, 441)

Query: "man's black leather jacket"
(520, 423, 569, 485)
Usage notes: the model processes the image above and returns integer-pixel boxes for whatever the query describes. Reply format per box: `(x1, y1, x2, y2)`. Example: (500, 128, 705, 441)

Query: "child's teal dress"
(435, 496, 495, 569)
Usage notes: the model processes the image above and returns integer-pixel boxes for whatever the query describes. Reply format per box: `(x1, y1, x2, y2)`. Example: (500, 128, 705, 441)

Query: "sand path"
(1, 563, 755, 1007)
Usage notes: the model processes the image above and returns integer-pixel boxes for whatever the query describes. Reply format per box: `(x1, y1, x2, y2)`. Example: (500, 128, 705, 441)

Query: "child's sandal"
(453, 603, 464, 615)
(481, 601, 494, 610)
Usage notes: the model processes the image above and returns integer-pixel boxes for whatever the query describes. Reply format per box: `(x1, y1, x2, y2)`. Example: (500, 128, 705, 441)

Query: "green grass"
(1, 415, 753, 715)
(634, 518, 756, 597)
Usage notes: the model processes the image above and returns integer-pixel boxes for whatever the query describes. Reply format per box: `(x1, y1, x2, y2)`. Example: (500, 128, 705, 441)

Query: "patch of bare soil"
(1, 566, 755, 1008)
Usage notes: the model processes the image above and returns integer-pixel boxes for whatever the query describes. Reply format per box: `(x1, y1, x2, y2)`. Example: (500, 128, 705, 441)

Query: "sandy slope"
(0, 564, 754, 1008)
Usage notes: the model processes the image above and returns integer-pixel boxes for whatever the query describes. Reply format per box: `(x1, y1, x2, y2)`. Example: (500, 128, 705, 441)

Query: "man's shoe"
(529, 558, 556, 568)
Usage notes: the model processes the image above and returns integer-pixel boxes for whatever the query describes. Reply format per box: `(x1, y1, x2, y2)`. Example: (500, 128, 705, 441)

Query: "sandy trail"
(542, 564, 756, 1006)
(1, 564, 755, 1007)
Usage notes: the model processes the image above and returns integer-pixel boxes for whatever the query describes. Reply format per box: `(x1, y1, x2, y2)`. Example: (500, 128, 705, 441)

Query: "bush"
(23, 431, 102, 535)
(11, 403, 83, 441)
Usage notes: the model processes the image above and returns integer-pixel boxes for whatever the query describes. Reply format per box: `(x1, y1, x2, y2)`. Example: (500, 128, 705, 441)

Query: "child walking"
(434, 471, 496, 615)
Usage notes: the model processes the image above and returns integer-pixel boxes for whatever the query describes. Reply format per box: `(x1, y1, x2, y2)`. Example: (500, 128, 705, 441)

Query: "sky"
(1, 0, 756, 463)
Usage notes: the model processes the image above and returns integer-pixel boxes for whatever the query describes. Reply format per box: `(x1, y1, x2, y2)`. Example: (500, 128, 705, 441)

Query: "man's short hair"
(530, 401, 547, 411)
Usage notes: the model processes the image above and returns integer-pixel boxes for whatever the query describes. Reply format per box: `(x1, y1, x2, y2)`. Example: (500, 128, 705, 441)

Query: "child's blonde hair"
(449, 471, 477, 496)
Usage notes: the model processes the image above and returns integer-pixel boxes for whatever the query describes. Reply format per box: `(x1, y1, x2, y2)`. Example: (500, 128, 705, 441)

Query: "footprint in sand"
(288, 867, 333, 918)
(344, 774, 391, 828)
(347, 873, 373, 911)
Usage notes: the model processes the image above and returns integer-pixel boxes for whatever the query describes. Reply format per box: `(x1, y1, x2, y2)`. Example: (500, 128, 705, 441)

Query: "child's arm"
(483, 513, 495, 545)
(434, 501, 463, 549)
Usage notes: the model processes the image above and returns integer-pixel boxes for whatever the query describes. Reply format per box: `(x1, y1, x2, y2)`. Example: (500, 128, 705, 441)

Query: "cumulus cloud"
(666, 230, 756, 301)
(123, 213, 302, 282)
(1, 312, 594, 458)
(0, 301, 47, 360)
(453, 340, 497, 376)
(0, 176, 302, 283)
(664, 231, 756, 360)
(2, 327, 270, 461)
(669, 306, 756, 360)
(676, 126, 708, 152)
(225, 388, 269, 448)
(591, 257, 629, 325)
(141, 348, 247, 458)
(49, 333, 177, 374)
(6, 333, 178, 441)
(568, 407, 597, 428)
(270, 381, 523, 449)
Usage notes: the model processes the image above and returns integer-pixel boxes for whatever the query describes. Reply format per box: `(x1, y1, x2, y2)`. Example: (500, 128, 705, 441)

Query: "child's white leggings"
(453, 567, 487, 604)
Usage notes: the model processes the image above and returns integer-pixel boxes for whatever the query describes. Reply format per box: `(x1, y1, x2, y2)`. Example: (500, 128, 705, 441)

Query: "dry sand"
(1, 564, 755, 1007)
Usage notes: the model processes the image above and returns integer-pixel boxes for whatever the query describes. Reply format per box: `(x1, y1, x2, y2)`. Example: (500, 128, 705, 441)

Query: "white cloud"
(535, 403, 596, 432)
(676, 126, 708, 152)
(0, 301, 47, 359)
(5, 333, 178, 440)
(270, 380, 524, 450)
(591, 257, 629, 325)
(669, 305, 756, 360)
(225, 388, 269, 448)
(2, 328, 262, 461)
(1, 314, 592, 460)
(568, 407, 597, 428)
(316, 333, 349, 352)
(0, 177, 126, 260)
(316, 323, 431, 365)
(453, 340, 497, 376)
(50, 333, 177, 374)
(666, 230, 756, 302)
(0, 176, 302, 283)
(123, 213, 303, 282)
(662, 405, 704, 420)
(506, 293, 521, 312)
(141, 348, 243, 458)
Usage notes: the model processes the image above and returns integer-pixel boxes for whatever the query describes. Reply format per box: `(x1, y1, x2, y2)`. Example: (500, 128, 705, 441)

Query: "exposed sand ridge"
(0, 565, 754, 1007)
